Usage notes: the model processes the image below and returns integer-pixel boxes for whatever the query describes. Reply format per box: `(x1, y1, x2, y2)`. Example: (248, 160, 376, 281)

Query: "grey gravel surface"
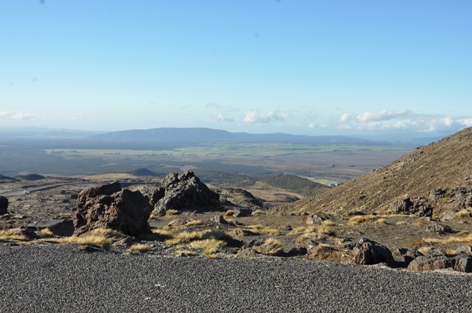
(1, 244, 471, 313)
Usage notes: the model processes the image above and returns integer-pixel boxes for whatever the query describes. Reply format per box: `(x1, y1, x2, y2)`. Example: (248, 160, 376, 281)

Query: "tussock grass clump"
(321, 220, 336, 227)
(246, 224, 280, 236)
(319, 226, 336, 236)
(295, 233, 325, 245)
(40, 228, 54, 237)
(251, 210, 265, 216)
(174, 249, 197, 256)
(406, 239, 425, 249)
(253, 238, 283, 256)
(39, 228, 123, 250)
(184, 220, 205, 227)
(165, 231, 204, 245)
(166, 209, 179, 216)
(422, 233, 472, 245)
(165, 229, 230, 245)
(288, 226, 314, 236)
(129, 244, 152, 252)
(455, 210, 471, 219)
(224, 210, 235, 216)
(189, 239, 226, 255)
(347, 215, 378, 226)
(0, 228, 27, 242)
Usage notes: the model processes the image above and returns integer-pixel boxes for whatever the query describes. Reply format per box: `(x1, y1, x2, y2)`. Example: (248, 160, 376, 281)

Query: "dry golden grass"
(246, 224, 280, 236)
(321, 220, 336, 227)
(174, 249, 197, 256)
(319, 226, 336, 236)
(189, 239, 226, 255)
(38, 228, 123, 249)
(184, 220, 205, 227)
(165, 229, 229, 245)
(224, 210, 235, 216)
(40, 228, 54, 237)
(347, 215, 378, 225)
(166, 209, 179, 216)
(396, 220, 407, 225)
(288, 226, 313, 236)
(166, 230, 204, 245)
(423, 233, 472, 245)
(455, 210, 471, 219)
(346, 214, 404, 226)
(251, 210, 265, 216)
(253, 238, 283, 256)
(406, 239, 425, 249)
(149, 211, 160, 220)
(294, 232, 329, 245)
(129, 244, 152, 252)
(0, 228, 27, 241)
(445, 248, 459, 257)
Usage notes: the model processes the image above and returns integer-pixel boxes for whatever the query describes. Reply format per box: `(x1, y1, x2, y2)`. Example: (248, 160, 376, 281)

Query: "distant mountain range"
(87, 127, 384, 145)
(0, 127, 446, 145)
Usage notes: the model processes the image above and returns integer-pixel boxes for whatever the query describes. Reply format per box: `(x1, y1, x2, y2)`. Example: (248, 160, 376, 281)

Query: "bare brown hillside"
(289, 127, 472, 219)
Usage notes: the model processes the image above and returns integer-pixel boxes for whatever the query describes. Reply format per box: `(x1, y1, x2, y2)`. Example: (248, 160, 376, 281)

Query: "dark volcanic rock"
(426, 223, 452, 234)
(27, 219, 74, 237)
(391, 247, 422, 268)
(217, 187, 263, 210)
(351, 238, 393, 266)
(408, 256, 454, 272)
(453, 255, 472, 273)
(73, 182, 153, 236)
(151, 171, 220, 215)
(390, 197, 433, 217)
(0, 196, 8, 215)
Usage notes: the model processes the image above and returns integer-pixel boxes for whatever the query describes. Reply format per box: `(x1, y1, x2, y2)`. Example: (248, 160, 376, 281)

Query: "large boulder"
(27, 219, 74, 236)
(351, 238, 393, 265)
(0, 196, 8, 215)
(151, 171, 220, 215)
(408, 256, 454, 272)
(73, 182, 153, 236)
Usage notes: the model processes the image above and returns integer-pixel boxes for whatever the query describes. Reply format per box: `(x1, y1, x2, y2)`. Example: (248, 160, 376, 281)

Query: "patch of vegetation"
(129, 244, 152, 252)
(259, 174, 330, 197)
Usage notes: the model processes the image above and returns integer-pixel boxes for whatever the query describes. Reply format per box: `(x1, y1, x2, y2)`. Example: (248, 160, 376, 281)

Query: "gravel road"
(1, 244, 471, 312)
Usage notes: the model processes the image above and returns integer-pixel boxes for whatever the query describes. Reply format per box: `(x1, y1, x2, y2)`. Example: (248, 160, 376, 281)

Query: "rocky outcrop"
(390, 197, 433, 217)
(150, 171, 220, 215)
(351, 238, 393, 265)
(73, 182, 153, 236)
(426, 223, 452, 234)
(217, 188, 263, 210)
(0, 196, 8, 215)
(405, 253, 472, 273)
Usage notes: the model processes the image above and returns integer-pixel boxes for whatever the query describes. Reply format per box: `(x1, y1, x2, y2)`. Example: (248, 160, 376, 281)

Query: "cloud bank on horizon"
(1, 1, 471, 140)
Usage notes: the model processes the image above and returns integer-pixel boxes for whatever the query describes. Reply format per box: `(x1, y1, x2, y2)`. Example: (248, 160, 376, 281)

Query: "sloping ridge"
(289, 127, 472, 217)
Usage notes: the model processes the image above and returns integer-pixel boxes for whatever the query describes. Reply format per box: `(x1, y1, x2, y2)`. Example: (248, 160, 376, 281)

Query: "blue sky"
(1, 0, 471, 138)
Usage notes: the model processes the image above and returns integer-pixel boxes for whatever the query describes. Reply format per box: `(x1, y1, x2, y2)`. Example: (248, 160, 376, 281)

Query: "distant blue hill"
(87, 127, 382, 145)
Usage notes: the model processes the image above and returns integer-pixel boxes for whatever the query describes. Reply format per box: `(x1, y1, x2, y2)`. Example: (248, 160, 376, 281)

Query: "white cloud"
(206, 103, 220, 108)
(243, 111, 288, 123)
(339, 113, 352, 122)
(337, 109, 472, 133)
(308, 123, 314, 129)
(0, 111, 37, 120)
(217, 113, 234, 122)
(355, 109, 409, 123)
(458, 118, 472, 127)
